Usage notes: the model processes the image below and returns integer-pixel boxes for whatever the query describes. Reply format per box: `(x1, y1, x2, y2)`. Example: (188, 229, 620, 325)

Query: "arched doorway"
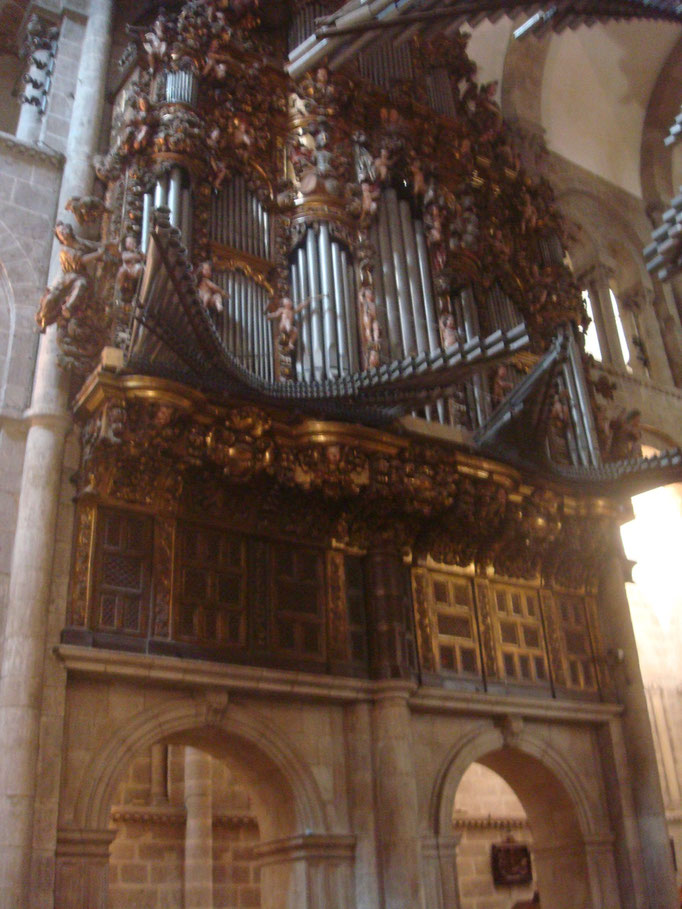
(429, 727, 619, 909)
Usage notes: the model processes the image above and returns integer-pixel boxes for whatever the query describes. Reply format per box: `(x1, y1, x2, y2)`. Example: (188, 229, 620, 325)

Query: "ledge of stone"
(0, 130, 65, 169)
(110, 805, 257, 827)
(452, 814, 529, 830)
(56, 644, 623, 723)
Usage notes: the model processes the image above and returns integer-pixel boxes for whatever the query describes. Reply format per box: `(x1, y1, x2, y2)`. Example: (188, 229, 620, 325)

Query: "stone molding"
(56, 828, 116, 859)
(451, 815, 529, 831)
(110, 805, 257, 827)
(253, 834, 356, 865)
(0, 130, 65, 169)
(56, 644, 622, 724)
(420, 834, 462, 859)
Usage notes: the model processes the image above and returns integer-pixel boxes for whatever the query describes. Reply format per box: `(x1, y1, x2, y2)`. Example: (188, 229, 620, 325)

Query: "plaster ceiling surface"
(540, 20, 681, 197)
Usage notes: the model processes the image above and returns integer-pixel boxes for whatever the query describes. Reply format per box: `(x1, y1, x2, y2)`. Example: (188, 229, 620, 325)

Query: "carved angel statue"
(36, 222, 106, 331)
(143, 15, 169, 71)
(196, 261, 228, 314)
(36, 221, 111, 373)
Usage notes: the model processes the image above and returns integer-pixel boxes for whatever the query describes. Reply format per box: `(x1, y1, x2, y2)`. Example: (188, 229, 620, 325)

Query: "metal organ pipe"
(377, 196, 402, 358)
(142, 192, 153, 254)
(331, 240, 348, 374)
(415, 220, 440, 354)
(399, 199, 429, 354)
(305, 228, 325, 379)
(168, 167, 183, 229)
(342, 249, 359, 372)
(385, 190, 417, 356)
(297, 247, 313, 381)
(319, 223, 339, 375)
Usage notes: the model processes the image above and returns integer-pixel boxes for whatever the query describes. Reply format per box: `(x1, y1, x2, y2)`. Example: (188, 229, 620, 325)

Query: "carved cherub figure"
(359, 286, 381, 347)
(360, 181, 380, 222)
(267, 294, 317, 352)
(143, 16, 168, 71)
(36, 222, 106, 331)
(373, 146, 393, 185)
(115, 235, 145, 304)
(409, 157, 427, 200)
(196, 261, 228, 315)
(439, 311, 460, 349)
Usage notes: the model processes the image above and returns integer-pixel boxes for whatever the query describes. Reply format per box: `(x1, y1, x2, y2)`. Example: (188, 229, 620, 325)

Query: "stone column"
(365, 546, 415, 680)
(372, 685, 423, 909)
(184, 747, 213, 909)
(343, 701, 382, 909)
(0, 1, 113, 906)
(652, 279, 682, 387)
(598, 549, 678, 909)
(53, 829, 116, 909)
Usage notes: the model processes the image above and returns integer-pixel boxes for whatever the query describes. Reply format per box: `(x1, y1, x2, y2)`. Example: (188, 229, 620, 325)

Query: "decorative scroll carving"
(68, 502, 96, 627)
(153, 517, 174, 637)
(411, 568, 436, 674)
(473, 578, 498, 681)
(326, 550, 350, 664)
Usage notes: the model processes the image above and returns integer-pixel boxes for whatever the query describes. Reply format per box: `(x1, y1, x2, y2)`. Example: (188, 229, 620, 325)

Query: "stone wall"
(107, 743, 261, 909)
(454, 763, 535, 909)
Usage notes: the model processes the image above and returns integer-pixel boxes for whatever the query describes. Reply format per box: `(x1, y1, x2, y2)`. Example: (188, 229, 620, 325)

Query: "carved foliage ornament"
(75, 379, 622, 582)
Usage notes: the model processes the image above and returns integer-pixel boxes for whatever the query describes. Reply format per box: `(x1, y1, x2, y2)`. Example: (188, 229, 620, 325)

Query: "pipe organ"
(97, 5, 587, 438)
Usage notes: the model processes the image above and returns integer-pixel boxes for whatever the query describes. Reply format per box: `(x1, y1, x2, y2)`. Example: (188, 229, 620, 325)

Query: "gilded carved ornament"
(73, 373, 625, 582)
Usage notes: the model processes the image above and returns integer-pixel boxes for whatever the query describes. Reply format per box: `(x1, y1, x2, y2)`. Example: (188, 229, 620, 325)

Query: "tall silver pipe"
(235, 275, 243, 363)
(319, 223, 338, 376)
(291, 261, 304, 381)
(399, 200, 428, 354)
(257, 200, 265, 259)
(341, 250, 359, 372)
(242, 179, 249, 256)
(154, 176, 168, 210)
(415, 220, 440, 353)
(385, 190, 416, 356)
(181, 187, 192, 252)
(331, 241, 348, 374)
(369, 224, 390, 355)
(377, 195, 402, 358)
(247, 279, 255, 371)
(142, 192, 153, 254)
(297, 246, 312, 382)
(306, 229, 324, 379)
(252, 194, 259, 257)
(265, 295, 274, 381)
(227, 274, 234, 352)
(264, 209, 271, 260)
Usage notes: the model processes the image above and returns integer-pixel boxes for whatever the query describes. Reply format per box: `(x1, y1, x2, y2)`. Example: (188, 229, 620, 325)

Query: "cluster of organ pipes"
(215, 271, 275, 381)
(210, 176, 271, 261)
(141, 168, 192, 254)
(290, 225, 359, 381)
